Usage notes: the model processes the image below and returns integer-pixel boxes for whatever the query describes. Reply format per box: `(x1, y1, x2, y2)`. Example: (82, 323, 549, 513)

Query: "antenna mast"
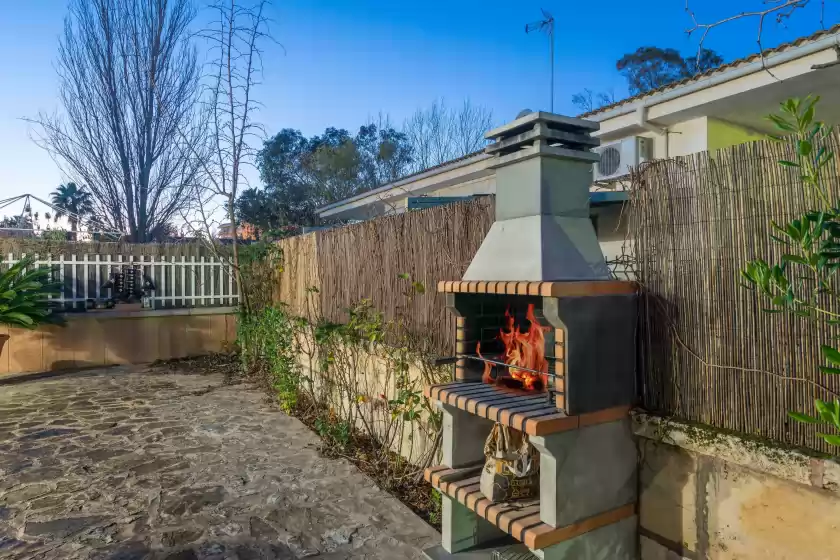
(525, 9, 556, 112)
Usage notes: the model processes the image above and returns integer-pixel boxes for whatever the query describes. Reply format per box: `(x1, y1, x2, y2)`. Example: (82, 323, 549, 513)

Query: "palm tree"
(50, 183, 93, 233)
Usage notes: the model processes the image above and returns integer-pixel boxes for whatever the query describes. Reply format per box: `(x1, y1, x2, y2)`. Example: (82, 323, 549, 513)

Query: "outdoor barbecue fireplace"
(423, 112, 639, 560)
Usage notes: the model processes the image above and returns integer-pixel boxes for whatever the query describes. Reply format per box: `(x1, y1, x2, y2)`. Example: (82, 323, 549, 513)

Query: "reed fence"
(273, 197, 495, 356)
(631, 133, 840, 452)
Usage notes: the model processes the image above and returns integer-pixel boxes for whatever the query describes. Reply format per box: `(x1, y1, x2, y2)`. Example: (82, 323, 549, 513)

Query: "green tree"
(50, 182, 93, 232)
(249, 123, 414, 228)
(251, 128, 322, 228)
(617, 46, 724, 95)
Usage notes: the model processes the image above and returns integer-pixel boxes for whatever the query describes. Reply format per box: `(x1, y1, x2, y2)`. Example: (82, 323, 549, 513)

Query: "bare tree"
(684, 0, 827, 73)
(29, 0, 203, 242)
(181, 0, 271, 310)
(572, 88, 618, 113)
(402, 98, 493, 172)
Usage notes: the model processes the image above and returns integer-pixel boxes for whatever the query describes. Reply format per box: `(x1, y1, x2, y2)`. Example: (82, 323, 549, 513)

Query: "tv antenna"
(525, 8, 555, 112)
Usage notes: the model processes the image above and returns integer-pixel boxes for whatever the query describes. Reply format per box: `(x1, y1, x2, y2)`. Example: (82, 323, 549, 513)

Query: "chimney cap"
(485, 111, 599, 141)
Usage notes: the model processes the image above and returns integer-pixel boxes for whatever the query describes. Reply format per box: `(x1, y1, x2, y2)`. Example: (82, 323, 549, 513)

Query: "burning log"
(477, 303, 550, 391)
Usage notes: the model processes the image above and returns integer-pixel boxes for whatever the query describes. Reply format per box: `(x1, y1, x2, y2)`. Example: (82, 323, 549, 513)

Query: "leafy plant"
(41, 229, 69, 242)
(741, 96, 840, 446)
(766, 96, 834, 210)
(237, 305, 299, 411)
(428, 488, 442, 526)
(314, 415, 351, 447)
(0, 255, 64, 329)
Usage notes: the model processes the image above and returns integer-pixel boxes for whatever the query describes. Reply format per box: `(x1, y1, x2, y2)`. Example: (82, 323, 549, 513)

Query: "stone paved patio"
(0, 366, 439, 559)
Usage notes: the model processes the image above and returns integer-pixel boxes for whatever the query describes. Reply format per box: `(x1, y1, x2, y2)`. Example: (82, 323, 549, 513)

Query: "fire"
(477, 303, 551, 391)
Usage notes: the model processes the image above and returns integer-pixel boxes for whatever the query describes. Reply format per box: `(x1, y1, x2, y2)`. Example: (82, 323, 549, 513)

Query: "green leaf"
(819, 366, 840, 375)
(770, 295, 788, 307)
(767, 114, 796, 132)
(815, 146, 826, 164)
(4, 312, 34, 326)
(778, 160, 800, 168)
(781, 254, 808, 266)
(797, 140, 813, 157)
(818, 433, 840, 446)
(803, 95, 820, 123)
(815, 400, 835, 423)
(822, 345, 840, 366)
(788, 411, 821, 424)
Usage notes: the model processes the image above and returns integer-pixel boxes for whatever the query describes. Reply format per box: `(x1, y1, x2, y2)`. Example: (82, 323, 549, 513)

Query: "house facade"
(584, 24, 840, 172)
(217, 222, 259, 241)
(317, 25, 840, 262)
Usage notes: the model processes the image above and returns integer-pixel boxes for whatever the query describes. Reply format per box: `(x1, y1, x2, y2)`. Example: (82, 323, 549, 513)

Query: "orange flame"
(477, 303, 550, 391)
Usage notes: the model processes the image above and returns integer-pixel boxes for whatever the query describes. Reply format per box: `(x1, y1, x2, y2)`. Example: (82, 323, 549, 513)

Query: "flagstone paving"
(0, 367, 438, 559)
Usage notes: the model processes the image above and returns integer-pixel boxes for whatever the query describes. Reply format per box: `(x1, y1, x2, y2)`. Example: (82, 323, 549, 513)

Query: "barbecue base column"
(535, 516, 638, 560)
(439, 402, 494, 468)
(530, 418, 637, 527)
(442, 498, 507, 554)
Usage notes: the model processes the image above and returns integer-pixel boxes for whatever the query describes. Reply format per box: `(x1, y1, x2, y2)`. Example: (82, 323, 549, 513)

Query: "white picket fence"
(2, 252, 239, 309)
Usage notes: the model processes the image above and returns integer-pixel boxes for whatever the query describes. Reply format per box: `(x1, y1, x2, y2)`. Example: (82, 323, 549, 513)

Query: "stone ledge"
(61, 306, 238, 320)
(633, 411, 840, 495)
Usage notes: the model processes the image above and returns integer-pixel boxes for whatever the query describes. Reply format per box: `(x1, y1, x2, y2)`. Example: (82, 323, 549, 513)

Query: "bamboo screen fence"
(631, 133, 840, 452)
(273, 197, 495, 356)
(271, 233, 320, 318)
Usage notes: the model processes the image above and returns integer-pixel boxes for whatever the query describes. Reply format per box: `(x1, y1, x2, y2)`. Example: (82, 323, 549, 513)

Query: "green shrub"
(237, 305, 300, 411)
(41, 229, 68, 242)
(0, 255, 64, 329)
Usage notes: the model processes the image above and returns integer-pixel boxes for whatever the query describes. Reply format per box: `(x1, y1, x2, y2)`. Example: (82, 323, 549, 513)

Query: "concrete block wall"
(636, 413, 840, 559)
(0, 308, 237, 375)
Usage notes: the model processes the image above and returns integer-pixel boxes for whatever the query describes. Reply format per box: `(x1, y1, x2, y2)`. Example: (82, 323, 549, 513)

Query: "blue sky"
(2, 0, 837, 204)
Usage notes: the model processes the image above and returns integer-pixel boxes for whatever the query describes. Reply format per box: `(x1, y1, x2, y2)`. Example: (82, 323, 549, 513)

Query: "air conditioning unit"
(593, 137, 653, 181)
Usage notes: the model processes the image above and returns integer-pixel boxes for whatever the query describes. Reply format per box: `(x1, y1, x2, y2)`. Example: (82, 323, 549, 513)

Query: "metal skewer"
(457, 353, 559, 403)
(457, 353, 559, 378)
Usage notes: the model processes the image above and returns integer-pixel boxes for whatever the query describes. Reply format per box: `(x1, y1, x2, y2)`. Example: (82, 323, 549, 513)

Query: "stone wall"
(291, 332, 441, 465)
(636, 413, 840, 559)
(0, 308, 237, 375)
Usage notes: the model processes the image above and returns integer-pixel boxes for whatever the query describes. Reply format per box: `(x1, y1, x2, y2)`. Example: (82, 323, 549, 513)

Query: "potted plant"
(0, 255, 65, 354)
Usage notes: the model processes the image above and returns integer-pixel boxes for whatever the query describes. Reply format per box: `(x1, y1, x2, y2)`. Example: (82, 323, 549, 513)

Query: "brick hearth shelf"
(425, 465, 635, 550)
(424, 381, 629, 436)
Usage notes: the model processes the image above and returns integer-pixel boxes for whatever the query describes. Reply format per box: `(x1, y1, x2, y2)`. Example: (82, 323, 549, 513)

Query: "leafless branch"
(27, 0, 203, 242)
(685, 0, 815, 79)
(178, 0, 273, 311)
(402, 98, 493, 173)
